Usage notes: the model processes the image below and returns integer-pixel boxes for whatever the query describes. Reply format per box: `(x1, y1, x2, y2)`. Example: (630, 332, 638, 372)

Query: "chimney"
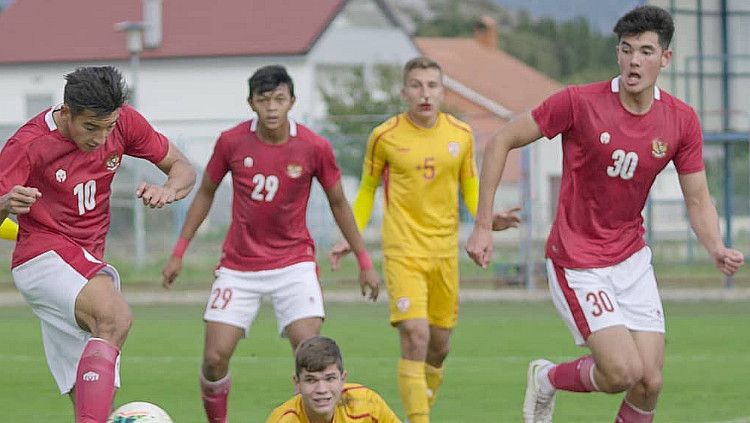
(474, 15, 498, 50)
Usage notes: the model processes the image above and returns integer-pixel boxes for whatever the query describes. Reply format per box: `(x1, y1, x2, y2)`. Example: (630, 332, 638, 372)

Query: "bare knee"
(639, 371, 663, 397)
(90, 299, 132, 346)
(598, 360, 643, 393)
(427, 341, 450, 366)
(203, 347, 231, 380)
(399, 323, 430, 360)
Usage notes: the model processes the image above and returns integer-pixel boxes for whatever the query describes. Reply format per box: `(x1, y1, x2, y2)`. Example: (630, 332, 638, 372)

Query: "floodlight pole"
(115, 21, 147, 269)
(114, 1, 162, 269)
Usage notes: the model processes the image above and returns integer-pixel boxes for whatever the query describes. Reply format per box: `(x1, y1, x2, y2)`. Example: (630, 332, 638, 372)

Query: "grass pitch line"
(3, 353, 750, 364)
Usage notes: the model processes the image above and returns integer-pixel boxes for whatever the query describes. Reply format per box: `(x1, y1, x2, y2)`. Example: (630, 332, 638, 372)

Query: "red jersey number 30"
(586, 290, 614, 317)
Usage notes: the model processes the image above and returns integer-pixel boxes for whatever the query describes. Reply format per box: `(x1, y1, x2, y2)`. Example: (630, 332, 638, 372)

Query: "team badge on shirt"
(243, 156, 254, 167)
(599, 132, 611, 144)
(396, 297, 410, 313)
(651, 139, 668, 158)
(286, 163, 303, 178)
(105, 154, 121, 171)
(55, 169, 67, 183)
(447, 141, 460, 157)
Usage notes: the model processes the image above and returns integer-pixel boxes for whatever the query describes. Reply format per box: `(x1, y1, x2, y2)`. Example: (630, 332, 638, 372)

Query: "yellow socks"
(398, 358, 429, 423)
(425, 363, 444, 408)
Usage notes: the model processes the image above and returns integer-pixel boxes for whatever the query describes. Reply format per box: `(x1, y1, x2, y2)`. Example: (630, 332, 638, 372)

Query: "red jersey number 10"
(73, 180, 97, 215)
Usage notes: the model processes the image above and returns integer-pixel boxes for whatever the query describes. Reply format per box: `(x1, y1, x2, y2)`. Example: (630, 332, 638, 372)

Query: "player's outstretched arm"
(324, 180, 380, 301)
(466, 112, 542, 268)
(162, 174, 220, 289)
(328, 171, 379, 270)
(492, 207, 522, 231)
(679, 171, 745, 275)
(137, 141, 197, 209)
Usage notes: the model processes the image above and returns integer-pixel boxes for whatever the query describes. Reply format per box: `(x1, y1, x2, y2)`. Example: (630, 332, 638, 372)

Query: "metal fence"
(1, 118, 748, 288)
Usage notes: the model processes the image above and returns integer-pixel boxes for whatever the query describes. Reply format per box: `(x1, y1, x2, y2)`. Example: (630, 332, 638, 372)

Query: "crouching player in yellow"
(266, 336, 400, 423)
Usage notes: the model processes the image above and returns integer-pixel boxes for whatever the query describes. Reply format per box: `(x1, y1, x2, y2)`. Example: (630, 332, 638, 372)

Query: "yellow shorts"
(384, 255, 459, 328)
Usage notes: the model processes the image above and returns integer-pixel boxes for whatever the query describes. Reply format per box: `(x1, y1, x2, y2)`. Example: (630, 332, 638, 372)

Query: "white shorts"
(546, 246, 665, 346)
(12, 250, 122, 394)
(203, 261, 325, 337)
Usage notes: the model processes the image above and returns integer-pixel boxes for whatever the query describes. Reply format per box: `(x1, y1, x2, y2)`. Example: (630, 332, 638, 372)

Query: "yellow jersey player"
(266, 336, 400, 423)
(0, 217, 18, 240)
(329, 57, 520, 423)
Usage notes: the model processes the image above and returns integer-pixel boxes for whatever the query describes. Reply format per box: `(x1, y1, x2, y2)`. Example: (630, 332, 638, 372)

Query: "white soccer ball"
(107, 401, 174, 423)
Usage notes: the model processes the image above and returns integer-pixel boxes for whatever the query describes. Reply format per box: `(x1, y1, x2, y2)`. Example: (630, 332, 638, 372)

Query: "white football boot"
(522, 359, 556, 423)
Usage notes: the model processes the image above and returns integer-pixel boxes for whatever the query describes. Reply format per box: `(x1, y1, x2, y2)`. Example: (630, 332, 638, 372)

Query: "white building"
(0, 0, 419, 157)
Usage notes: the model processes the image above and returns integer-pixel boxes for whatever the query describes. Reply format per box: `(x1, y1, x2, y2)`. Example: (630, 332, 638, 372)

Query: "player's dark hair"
(614, 5, 674, 50)
(248, 65, 295, 99)
(63, 66, 128, 117)
(403, 56, 443, 85)
(295, 336, 343, 376)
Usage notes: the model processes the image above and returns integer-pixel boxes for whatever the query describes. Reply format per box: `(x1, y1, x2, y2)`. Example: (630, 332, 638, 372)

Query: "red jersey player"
(161, 65, 380, 423)
(0, 66, 196, 423)
(466, 6, 744, 423)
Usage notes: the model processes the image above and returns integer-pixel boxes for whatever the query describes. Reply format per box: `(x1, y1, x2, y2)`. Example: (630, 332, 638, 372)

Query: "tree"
(319, 65, 403, 177)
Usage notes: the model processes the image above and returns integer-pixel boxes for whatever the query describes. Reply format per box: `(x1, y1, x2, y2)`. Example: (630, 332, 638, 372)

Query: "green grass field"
(0, 301, 748, 422)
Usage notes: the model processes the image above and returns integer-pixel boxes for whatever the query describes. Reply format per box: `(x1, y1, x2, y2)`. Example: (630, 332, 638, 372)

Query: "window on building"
(25, 93, 53, 118)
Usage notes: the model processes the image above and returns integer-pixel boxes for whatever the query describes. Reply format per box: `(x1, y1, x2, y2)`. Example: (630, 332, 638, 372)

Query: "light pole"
(115, 21, 147, 269)
(115, 0, 161, 269)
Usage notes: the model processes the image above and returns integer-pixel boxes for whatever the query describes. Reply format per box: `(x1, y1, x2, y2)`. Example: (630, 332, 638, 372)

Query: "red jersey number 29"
(210, 287, 233, 310)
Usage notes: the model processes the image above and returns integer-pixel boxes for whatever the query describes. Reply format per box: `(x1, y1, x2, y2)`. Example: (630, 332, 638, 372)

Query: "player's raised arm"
(162, 174, 220, 289)
(136, 141, 196, 209)
(324, 180, 380, 301)
(465, 112, 542, 268)
(679, 170, 745, 275)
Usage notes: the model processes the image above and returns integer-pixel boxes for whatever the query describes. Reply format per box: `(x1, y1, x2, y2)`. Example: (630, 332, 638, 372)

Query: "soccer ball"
(107, 401, 174, 423)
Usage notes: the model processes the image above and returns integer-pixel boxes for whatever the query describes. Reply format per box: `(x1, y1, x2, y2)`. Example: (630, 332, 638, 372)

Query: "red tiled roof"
(416, 37, 561, 114)
(416, 36, 562, 183)
(0, 0, 346, 63)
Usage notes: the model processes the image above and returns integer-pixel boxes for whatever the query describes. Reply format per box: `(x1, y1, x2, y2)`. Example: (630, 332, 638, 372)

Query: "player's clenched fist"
(0, 185, 42, 214)
(712, 247, 744, 276)
(136, 183, 177, 208)
(465, 226, 494, 269)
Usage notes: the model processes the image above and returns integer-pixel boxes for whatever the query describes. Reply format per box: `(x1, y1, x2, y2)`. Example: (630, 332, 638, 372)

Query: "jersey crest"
(286, 163, 303, 178)
(651, 139, 668, 158)
(447, 141, 460, 157)
(105, 154, 121, 171)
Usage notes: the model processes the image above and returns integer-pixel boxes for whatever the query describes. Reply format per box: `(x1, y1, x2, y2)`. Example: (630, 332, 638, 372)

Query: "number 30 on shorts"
(586, 290, 614, 317)
(210, 287, 233, 310)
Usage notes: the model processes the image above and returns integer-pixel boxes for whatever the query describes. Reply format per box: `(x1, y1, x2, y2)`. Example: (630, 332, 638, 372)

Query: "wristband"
(172, 237, 189, 258)
(356, 250, 373, 271)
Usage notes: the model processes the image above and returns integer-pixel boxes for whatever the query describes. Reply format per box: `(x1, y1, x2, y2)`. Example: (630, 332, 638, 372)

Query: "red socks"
(201, 372, 232, 423)
(75, 338, 120, 423)
(615, 399, 654, 423)
(548, 355, 598, 392)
